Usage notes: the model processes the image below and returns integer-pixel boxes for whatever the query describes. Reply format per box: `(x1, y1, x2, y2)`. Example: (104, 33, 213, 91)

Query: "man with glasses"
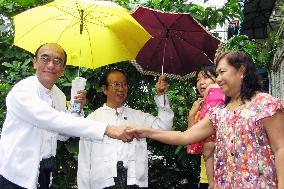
(0, 43, 133, 189)
(77, 69, 174, 189)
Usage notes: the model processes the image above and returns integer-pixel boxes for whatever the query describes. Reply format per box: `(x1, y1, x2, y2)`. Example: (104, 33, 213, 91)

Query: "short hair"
(99, 69, 128, 87)
(215, 51, 261, 104)
(196, 64, 217, 80)
(34, 43, 67, 65)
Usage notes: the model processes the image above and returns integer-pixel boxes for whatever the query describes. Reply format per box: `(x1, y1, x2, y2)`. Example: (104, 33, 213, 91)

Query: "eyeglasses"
(109, 82, 128, 90)
(38, 56, 64, 67)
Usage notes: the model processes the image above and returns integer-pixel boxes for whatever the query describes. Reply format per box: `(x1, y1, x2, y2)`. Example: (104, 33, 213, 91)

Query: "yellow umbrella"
(13, 0, 151, 69)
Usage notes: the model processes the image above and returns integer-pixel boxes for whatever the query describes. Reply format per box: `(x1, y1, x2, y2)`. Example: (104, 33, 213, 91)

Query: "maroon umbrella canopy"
(131, 7, 221, 80)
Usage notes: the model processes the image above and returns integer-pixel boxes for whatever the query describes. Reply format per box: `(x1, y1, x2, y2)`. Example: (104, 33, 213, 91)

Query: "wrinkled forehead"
(37, 44, 65, 59)
(107, 72, 127, 83)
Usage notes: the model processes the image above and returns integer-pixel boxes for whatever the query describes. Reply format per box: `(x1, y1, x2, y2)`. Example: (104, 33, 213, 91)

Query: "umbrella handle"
(161, 42, 166, 106)
(161, 65, 166, 106)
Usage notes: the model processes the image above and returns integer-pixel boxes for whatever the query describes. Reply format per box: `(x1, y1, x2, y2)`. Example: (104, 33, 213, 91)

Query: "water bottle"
(69, 77, 86, 115)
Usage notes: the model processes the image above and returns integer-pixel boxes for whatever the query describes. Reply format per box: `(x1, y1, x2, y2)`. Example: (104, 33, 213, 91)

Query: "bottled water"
(69, 77, 86, 114)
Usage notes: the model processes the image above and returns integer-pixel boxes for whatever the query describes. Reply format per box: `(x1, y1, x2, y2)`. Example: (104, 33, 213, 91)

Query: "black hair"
(34, 43, 67, 65)
(196, 64, 217, 80)
(99, 69, 128, 87)
(215, 51, 261, 104)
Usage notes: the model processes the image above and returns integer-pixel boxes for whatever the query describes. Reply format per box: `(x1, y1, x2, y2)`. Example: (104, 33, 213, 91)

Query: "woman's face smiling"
(216, 58, 244, 98)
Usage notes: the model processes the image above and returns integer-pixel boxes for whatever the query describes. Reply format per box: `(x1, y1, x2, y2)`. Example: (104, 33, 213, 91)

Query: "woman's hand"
(126, 126, 153, 139)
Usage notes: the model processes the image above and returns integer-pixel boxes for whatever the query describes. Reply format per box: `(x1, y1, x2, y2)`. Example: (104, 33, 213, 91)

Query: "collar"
(34, 76, 54, 96)
(102, 104, 125, 114)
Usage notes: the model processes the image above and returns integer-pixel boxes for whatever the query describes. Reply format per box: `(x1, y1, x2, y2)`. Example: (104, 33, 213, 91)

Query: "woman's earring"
(241, 75, 244, 79)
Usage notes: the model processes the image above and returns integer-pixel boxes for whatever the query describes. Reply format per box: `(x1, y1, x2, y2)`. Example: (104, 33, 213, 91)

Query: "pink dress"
(187, 88, 225, 154)
(209, 93, 284, 188)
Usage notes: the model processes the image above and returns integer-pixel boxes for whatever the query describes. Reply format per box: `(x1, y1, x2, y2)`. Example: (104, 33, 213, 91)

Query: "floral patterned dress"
(187, 87, 225, 154)
(209, 93, 284, 189)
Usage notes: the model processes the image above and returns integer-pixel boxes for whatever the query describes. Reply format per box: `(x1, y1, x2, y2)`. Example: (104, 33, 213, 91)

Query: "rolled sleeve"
(149, 95, 174, 130)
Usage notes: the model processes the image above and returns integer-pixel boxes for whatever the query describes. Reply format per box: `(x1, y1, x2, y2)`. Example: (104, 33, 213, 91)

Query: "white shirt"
(38, 82, 68, 159)
(0, 76, 108, 189)
(77, 95, 174, 189)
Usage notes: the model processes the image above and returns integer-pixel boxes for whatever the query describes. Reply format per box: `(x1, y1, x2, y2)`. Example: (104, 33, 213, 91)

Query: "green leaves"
(0, 0, 53, 17)
(219, 34, 283, 69)
(0, 82, 11, 126)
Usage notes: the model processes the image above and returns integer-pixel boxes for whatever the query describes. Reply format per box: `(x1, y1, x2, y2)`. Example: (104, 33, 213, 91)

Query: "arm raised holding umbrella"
(77, 70, 174, 189)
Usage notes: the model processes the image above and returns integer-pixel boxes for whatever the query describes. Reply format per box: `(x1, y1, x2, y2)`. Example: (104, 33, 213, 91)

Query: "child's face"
(196, 71, 216, 97)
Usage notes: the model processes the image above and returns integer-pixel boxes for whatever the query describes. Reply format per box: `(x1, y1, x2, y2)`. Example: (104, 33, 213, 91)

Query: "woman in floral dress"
(129, 51, 284, 189)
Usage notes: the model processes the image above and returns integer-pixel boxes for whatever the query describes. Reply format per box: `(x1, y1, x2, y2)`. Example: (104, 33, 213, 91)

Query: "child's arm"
(187, 98, 203, 128)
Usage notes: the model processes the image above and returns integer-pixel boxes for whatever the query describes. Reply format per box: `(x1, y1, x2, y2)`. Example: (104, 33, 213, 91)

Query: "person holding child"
(128, 51, 284, 189)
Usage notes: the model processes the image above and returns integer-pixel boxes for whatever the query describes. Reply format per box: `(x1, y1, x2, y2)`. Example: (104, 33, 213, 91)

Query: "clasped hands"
(105, 125, 151, 142)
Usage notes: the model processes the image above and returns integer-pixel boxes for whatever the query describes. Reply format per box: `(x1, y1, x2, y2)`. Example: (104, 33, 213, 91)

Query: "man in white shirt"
(0, 43, 133, 189)
(77, 69, 174, 189)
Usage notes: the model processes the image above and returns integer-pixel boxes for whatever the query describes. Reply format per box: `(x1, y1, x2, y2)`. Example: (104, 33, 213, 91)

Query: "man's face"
(33, 43, 66, 89)
(103, 72, 128, 108)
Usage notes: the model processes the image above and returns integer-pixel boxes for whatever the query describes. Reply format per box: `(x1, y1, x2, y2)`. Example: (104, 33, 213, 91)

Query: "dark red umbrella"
(131, 7, 221, 80)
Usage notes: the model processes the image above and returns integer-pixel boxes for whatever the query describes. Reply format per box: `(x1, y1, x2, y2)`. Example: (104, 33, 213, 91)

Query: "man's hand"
(156, 75, 169, 96)
(74, 90, 87, 110)
(105, 125, 134, 142)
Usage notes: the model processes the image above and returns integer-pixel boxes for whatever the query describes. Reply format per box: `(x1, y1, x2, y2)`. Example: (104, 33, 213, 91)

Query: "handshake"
(105, 125, 150, 142)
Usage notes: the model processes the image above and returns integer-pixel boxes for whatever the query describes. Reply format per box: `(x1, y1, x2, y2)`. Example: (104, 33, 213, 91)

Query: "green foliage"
(0, 0, 52, 16)
(219, 34, 283, 69)
(113, 0, 242, 35)
(219, 35, 260, 63)
(0, 83, 11, 127)
(141, 0, 242, 32)
(217, 0, 283, 70)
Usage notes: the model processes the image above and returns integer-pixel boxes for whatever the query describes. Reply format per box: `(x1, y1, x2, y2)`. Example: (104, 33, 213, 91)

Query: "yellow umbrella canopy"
(13, 0, 151, 69)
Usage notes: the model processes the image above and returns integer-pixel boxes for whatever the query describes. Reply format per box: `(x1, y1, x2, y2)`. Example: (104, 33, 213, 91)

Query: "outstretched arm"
(105, 125, 134, 142)
(131, 115, 215, 145)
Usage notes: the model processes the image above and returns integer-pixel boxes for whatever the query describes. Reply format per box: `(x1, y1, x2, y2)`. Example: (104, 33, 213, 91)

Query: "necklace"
(227, 99, 245, 112)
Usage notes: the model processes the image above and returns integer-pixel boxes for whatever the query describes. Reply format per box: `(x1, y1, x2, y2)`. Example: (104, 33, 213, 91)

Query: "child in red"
(187, 65, 225, 189)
